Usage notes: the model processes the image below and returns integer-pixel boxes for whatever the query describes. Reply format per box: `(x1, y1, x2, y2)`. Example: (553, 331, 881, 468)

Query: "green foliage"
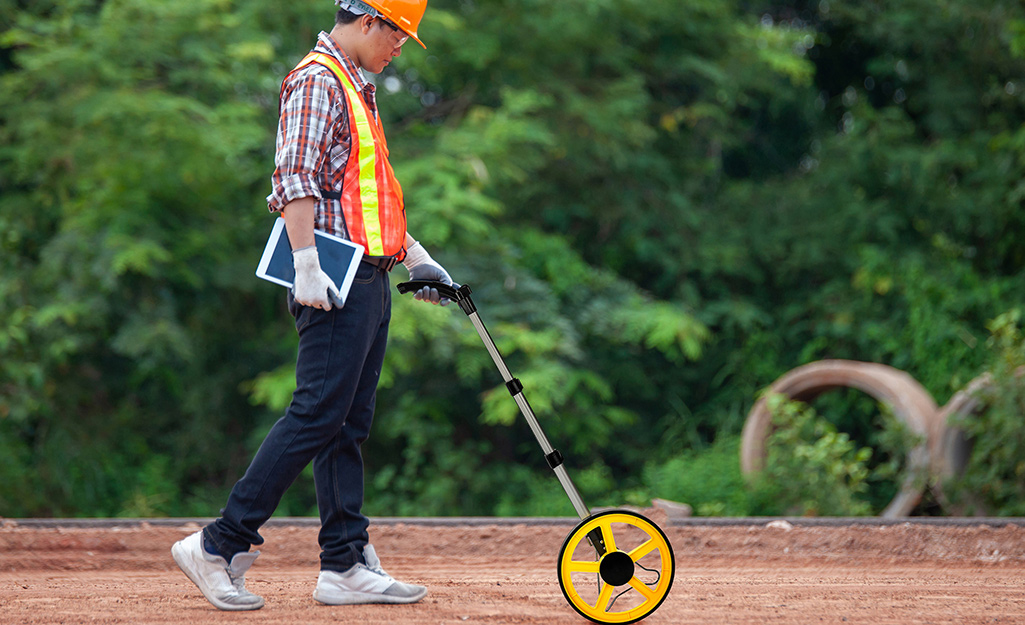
(1, 0, 1023, 518)
(943, 311, 1025, 515)
(758, 394, 874, 516)
(641, 435, 754, 517)
(745, 391, 925, 517)
(0, 0, 284, 516)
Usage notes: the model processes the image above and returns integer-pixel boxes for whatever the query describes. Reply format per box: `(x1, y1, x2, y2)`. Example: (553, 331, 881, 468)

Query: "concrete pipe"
(932, 369, 1025, 515)
(933, 373, 992, 482)
(740, 360, 940, 518)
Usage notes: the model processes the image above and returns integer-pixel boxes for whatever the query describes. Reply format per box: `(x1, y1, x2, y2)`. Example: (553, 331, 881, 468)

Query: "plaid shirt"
(266, 32, 380, 240)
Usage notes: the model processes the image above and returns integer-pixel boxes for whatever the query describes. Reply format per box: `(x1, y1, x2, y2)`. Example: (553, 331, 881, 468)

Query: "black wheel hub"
(599, 551, 635, 586)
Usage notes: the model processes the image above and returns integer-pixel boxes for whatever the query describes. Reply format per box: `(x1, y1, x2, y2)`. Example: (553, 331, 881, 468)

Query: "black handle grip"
(396, 280, 461, 300)
(396, 281, 475, 314)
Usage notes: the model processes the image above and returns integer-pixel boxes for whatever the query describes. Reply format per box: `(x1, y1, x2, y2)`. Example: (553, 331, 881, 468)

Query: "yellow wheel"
(557, 510, 675, 624)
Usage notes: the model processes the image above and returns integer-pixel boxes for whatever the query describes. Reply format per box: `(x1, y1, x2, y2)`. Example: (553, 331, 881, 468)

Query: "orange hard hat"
(337, 0, 428, 49)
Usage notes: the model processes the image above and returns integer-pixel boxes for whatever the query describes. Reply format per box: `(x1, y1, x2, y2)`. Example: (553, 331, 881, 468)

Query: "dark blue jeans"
(204, 262, 391, 572)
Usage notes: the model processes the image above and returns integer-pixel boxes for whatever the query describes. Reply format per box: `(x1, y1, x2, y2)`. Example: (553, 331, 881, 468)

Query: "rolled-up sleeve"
(267, 70, 346, 212)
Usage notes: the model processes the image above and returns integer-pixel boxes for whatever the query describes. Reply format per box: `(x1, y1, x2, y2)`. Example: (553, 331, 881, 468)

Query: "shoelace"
(367, 564, 394, 582)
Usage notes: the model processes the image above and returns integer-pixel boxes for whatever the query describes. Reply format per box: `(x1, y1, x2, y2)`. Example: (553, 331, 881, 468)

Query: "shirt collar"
(315, 31, 370, 93)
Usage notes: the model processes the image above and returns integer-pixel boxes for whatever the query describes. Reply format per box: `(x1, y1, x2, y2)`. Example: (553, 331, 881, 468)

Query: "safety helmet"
(336, 0, 428, 49)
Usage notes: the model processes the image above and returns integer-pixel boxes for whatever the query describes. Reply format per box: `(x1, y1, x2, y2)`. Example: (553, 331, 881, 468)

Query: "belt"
(361, 255, 398, 272)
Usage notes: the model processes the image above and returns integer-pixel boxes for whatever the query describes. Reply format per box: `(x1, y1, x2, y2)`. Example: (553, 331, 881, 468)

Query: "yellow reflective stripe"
(344, 87, 385, 255)
(307, 54, 386, 256)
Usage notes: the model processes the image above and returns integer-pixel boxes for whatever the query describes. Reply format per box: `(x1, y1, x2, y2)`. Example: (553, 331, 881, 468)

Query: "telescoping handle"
(394, 279, 592, 521)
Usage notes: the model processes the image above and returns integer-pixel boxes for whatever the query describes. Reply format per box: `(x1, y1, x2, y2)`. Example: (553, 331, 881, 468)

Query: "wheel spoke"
(628, 537, 659, 562)
(594, 582, 614, 613)
(629, 576, 658, 600)
(599, 521, 617, 553)
(567, 560, 600, 573)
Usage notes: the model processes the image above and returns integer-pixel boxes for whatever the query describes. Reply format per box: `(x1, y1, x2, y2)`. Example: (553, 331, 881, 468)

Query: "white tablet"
(256, 217, 365, 306)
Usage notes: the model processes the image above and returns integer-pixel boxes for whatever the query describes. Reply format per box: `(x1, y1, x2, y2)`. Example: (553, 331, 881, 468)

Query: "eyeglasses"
(377, 17, 409, 47)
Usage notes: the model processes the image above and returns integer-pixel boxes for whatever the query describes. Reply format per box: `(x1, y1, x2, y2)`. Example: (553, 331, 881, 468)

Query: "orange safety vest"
(283, 52, 407, 260)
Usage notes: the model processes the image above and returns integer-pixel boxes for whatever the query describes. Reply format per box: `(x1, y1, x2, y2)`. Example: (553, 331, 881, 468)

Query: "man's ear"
(359, 14, 375, 35)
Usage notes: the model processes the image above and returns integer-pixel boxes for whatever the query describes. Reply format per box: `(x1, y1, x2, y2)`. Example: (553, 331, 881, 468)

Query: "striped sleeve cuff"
(267, 174, 322, 212)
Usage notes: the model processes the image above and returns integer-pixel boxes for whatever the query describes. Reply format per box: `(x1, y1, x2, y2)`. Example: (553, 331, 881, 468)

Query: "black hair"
(335, 8, 361, 25)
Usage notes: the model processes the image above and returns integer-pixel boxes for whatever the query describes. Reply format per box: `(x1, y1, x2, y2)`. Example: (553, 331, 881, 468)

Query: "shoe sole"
(313, 587, 428, 605)
(171, 541, 265, 611)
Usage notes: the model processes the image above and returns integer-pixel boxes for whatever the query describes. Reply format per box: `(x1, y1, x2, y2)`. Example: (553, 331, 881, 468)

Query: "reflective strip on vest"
(343, 73, 386, 255)
(287, 52, 405, 258)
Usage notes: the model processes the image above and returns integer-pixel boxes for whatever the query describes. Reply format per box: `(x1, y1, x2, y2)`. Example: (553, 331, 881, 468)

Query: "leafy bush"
(640, 435, 754, 516)
(943, 311, 1025, 515)
(750, 392, 929, 516)
(755, 393, 874, 516)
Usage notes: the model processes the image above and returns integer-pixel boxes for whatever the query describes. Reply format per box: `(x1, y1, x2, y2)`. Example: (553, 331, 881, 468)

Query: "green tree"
(0, 0, 281, 515)
(2, 0, 1023, 518)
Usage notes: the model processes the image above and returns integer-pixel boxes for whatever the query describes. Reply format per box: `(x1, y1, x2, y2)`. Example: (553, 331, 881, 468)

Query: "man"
(172, 0, 453, 610)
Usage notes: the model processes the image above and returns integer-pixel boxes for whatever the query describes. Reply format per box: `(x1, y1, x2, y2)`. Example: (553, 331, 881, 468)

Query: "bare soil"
(2, 515, 1024, 624)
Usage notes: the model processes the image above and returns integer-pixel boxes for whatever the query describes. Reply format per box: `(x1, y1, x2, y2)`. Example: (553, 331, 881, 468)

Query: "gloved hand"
(402, 240, 457, 306)
(292, 245, 342, 310)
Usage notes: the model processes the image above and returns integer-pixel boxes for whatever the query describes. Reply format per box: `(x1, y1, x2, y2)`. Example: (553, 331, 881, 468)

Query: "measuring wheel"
(558, 509, 675, 624)
(396, 282, 677, 622)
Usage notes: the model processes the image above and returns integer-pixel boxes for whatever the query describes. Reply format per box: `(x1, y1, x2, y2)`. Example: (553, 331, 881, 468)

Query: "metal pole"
(467, 311, 592, 520)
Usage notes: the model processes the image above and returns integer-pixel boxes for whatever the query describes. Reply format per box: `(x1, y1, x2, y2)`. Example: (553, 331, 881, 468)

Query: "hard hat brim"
(406, 30, 425, 49)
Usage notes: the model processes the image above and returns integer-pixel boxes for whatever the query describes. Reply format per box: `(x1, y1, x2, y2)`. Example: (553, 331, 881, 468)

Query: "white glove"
(292, 246, 342, 310)
(402, 241, 456, 306)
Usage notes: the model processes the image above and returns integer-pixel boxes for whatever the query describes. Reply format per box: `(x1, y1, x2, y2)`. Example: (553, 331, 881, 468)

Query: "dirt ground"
(1, 515, 1024, 625)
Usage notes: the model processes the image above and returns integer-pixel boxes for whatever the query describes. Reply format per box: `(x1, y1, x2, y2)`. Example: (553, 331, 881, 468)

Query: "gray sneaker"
(313, 544, 427, 605)
(171, 530, 265, 611)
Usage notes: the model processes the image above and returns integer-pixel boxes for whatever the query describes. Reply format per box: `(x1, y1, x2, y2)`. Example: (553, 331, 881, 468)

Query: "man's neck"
(329, 24, 361, 68)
